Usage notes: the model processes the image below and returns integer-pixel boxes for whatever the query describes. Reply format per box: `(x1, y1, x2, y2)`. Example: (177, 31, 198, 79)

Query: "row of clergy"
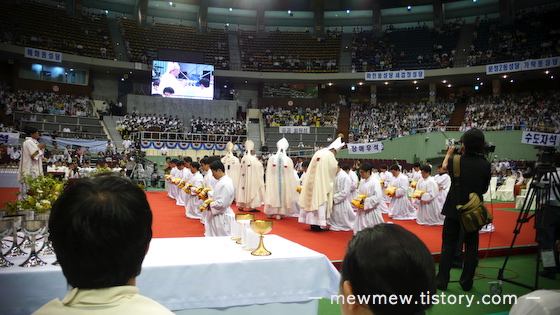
(164, 138, 482, 237)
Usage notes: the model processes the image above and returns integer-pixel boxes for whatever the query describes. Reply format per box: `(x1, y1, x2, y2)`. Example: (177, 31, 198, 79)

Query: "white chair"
(515, 179, 536, 210)
(483, 177, 498, 202)
(495, 176, 516, 201)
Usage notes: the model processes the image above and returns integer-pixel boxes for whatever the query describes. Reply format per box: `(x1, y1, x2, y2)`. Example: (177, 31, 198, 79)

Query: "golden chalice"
(250, 219, 273, 256)
(233, 213, 255, 243)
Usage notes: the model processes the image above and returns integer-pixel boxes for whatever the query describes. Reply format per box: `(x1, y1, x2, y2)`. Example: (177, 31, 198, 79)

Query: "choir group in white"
(165, 137, 465, 237)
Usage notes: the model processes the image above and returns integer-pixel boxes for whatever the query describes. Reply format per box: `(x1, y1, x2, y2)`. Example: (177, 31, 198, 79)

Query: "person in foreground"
(436, 129, 491, 291)
(339, 223, 436, 315)
(33, 173, 173, 314)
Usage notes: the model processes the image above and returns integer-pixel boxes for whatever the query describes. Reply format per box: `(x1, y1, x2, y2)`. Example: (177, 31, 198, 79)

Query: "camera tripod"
(490, 151, 559, 294)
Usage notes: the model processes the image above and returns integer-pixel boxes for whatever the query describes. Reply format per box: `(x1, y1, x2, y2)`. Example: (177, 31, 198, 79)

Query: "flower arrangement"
(351, 194, 368, 209)
(89, 166, 114, 176)
(2, 174, 66, 215)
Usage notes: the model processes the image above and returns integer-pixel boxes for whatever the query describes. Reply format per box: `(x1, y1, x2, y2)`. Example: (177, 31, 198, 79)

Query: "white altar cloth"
(0, 235, 340, 314)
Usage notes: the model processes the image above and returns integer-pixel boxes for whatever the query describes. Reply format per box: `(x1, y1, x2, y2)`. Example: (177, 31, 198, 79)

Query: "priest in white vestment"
(415, 165, 444, 225)
(19, 127, 45, 181)
(327, 165, 356, 231)
(19, 127, 46, 195)
(378, 165, 393, 214)
(221, 142, 241, 193)
(299, 137, 345, 231)
(205, 161, 235, 237)
(185, 162, 204, 220)
(388, 164, 417, 220)
(236, 140, 265, 212)
(353, 163, 384, 235)
(264, 138, 299, 219)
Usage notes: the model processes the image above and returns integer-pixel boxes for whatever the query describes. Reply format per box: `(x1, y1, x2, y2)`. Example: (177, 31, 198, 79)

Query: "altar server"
(387, 164, 416, 220)
(326, 163, 356, 231)
(415, 165, 444, 226)
(352, 163, 384, 235)
(264, 138, 299, 219)
(185, 162, 203, 220)
(378, 164, 392, 214)
(299, 137, 344, 231)
(205, 161, 235, 237)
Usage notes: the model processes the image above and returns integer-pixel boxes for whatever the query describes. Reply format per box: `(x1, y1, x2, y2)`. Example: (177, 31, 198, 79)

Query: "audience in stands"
(1, 88, 92, 118)
(461, 91, 560, 133)
(348, 101, 455, 142)
(116, 113, 184, 138)
(261, 105, 340, 128)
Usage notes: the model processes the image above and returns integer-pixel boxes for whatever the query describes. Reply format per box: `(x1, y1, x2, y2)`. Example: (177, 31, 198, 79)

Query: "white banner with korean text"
(486, 56, 559, 75)
(521, 131, 559, 147)
(0, 133, 20, 146)
(279, 126, 310, 134)
(24, 47, 62, 63)
(348, 142, 385, 155)
(365, 70, 424, 81)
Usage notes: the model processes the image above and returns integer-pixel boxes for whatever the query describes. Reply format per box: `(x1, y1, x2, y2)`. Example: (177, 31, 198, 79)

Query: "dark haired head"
(420, 165, 431, 173)
(380, 164, 388, 171)
(191, 161, 200, 169)
(413, 162, 421, 168)
(49, 173, 152, 289)
(389, 164, 400, 171)
(163, 87, 175, 94)
(25, 126, 39, 136)
(359, 163, 373, 173)
(341, 164, 351, 171)
(460, 129, 486, 154)
(184, 156, 193, 163)
(176, 160, 184, 167)
(210, 160, 225, 172)
(340, 224, 436, 315)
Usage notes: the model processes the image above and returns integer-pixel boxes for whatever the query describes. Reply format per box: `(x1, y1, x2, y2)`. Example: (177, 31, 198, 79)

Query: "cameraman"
(537, 152, 560, 279)
(436, 129, 491, 291)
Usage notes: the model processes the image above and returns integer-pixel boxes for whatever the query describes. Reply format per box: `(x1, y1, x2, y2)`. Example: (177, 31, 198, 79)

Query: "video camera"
(438, 141, 496, 155)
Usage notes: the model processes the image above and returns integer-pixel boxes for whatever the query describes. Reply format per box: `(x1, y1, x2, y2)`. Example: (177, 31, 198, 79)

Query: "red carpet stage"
(0, 188, 536, 261)
(146, 191, 537, 262)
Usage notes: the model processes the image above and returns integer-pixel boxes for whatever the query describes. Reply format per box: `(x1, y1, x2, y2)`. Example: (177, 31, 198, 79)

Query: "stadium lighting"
(407, 5, 412, 11)
(229, 7, 233, 11)
(347, 10, 350, 14)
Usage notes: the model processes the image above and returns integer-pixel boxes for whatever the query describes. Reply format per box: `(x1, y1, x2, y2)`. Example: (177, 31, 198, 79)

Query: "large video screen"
(152, 60, 214, 100)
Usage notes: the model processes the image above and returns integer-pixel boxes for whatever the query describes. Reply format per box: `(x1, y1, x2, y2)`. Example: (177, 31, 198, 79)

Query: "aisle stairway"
(103, 115, 124, 152)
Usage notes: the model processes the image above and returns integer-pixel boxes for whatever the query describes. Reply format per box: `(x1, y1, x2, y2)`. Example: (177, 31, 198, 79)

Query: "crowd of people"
(116, 112, 184, 139)
(348, 101, 455, 142)
(261, 105, 340, 128)
(1, 88, 93, 118)
(460, 91, 560, 132)
(189, 117, 247, 136)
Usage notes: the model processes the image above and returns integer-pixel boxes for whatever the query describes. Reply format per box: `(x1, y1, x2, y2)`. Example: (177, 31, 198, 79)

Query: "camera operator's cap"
(328, 137, 345, 152)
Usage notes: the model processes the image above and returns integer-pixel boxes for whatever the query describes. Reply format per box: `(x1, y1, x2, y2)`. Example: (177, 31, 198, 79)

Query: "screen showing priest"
(151, 60, 214, 100)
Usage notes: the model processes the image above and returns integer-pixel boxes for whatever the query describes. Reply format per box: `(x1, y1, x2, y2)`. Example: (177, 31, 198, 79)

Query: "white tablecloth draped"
(0, 235, 340, 314)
